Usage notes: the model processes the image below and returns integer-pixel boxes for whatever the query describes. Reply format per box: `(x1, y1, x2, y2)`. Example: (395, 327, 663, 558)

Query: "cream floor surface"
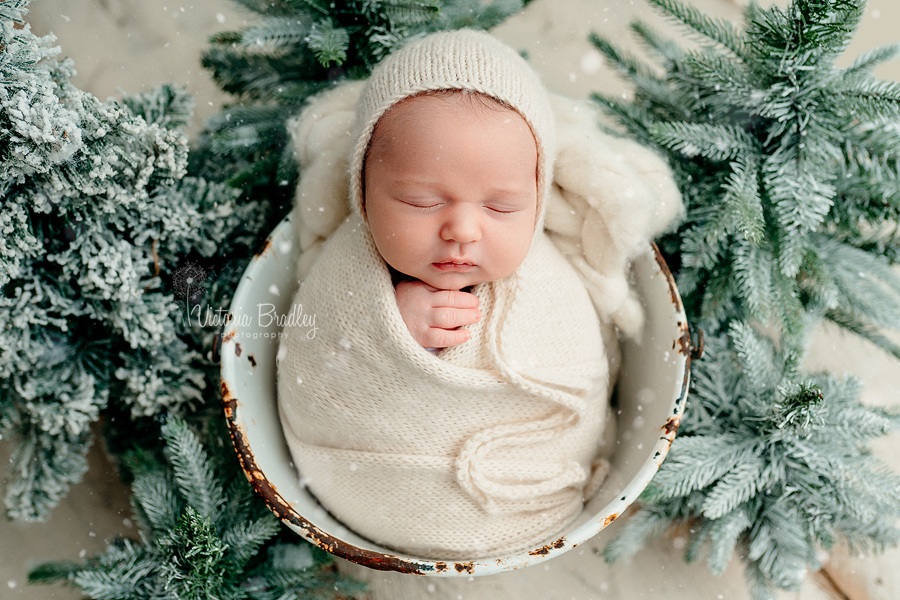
(4, 0, 900, 598)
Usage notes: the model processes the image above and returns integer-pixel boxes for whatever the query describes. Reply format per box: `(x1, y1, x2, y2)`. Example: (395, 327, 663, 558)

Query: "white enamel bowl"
(220, 212, 692, 576)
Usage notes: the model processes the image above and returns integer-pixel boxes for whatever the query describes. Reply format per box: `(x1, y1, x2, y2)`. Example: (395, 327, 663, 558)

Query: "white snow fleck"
(269, 284, 280, 296)
(61, 14, 71, 21)
(580, 50, 604, 75)
(632, 416, 645, 429)
(427, 583, 436, 593)
(216, 12, 226, 23)
(123, 518, 134, 528)
(79, 548, 87, 558)
(637, 388, 657, 404)
(872, 8, 881, 19)
(673, 536, 686, 550)
(7, 581, 16, 589)
(278, 239, 293, 254)
(296, 376, 303, 385)
(349, 463, 358, 472)
(339, 338, 352, 350)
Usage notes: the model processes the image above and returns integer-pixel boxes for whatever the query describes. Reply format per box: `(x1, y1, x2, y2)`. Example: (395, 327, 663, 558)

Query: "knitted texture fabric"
(278, 216, 609, 559)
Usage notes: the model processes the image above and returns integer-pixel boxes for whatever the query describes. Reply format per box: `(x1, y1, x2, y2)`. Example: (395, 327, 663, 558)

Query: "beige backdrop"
(4, 1, 899, 599)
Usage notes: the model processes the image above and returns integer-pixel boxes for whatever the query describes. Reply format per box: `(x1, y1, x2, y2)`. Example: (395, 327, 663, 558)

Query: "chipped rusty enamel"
(220, 215, 692, 577)
(528, 537, 566, 556)
(255, 237, 274, 258)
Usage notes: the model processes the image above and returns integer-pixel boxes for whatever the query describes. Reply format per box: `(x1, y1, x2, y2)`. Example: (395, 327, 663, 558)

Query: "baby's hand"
(395, 281, 481, 348)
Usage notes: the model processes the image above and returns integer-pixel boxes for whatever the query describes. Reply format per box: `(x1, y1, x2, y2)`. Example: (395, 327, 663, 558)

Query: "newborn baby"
(277, 29, 656, 560)
(368, 89, 538, 350)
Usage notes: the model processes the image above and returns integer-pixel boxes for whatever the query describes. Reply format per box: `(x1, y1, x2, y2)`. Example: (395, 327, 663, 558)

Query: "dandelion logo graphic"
(172, 262, 208, 302)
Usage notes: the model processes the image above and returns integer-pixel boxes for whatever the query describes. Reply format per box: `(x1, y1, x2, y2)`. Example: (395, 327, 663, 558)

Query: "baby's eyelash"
(400, 200, 439, 209)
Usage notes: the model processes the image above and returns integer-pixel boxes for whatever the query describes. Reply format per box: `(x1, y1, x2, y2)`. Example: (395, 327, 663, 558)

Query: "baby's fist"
(395, 281, 481, 349)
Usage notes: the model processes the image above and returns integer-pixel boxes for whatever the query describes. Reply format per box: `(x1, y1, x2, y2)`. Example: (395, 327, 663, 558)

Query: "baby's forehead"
(368, 91, 532, 157)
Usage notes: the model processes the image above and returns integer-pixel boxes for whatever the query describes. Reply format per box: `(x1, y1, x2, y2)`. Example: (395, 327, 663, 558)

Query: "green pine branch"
(29, 417, 365, 600)
(647, 0, 746, 58)
(595, 6, 900, 592)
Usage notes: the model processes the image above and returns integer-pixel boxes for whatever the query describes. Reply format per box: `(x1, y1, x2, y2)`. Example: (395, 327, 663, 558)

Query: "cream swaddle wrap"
(278, 30, 683, 559)
(279, 218, 608, 558)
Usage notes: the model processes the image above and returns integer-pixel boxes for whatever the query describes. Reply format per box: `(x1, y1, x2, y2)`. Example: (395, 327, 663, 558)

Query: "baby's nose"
(440, 206, 481, 243)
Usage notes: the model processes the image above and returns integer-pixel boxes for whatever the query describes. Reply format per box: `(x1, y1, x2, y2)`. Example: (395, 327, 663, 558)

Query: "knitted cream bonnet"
(349, 29, 556, 231)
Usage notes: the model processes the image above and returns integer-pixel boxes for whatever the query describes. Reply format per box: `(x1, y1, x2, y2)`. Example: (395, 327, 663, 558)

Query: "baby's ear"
(287, 81, 365, 280)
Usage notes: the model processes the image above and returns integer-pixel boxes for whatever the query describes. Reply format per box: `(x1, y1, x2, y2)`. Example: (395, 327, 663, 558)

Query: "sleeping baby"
(277, 29, 682, 560)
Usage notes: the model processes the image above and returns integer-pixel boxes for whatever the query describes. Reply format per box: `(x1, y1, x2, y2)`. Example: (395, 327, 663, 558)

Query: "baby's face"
(364, 93, 538, 291)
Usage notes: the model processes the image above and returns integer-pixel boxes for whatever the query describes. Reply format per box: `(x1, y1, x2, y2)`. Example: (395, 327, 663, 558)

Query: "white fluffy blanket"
(277, 81, 682, 559)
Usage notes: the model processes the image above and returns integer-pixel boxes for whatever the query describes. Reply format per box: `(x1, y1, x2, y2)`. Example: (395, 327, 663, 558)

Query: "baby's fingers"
(432, 289, 480, 309)
(432, 306, 481, 329)
(423, 327, 471, 349)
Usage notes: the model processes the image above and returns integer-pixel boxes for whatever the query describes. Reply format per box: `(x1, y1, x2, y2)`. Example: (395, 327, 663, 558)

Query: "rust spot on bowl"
(603, 513, 619, 527)
(222, 331, 236, 343)
(664, 416, 681, 436)
(255, 237, 273, 258)
(676, 327, 691, 357)
(248, 354, 257, 368)
(454, 562, 475, 574)
(435, 562, 448, 572)
(221, 379, 237, 420)
(235, 343, 242, 357)
(527, 536, 566, 556)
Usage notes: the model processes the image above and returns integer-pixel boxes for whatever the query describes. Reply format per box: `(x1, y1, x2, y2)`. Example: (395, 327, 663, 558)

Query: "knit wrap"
(348, 29, 556, 232)
(278, 215, 609, 559)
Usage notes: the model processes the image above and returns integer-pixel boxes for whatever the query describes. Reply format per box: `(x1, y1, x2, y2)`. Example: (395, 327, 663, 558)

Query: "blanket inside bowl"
(278, 214, 611, 559)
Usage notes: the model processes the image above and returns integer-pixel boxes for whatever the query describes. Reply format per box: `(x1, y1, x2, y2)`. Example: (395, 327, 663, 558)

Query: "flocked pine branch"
(28, 417, 365, 600)
(593, 1, 900, 598)
(604, 329, 900, 597)
(592, 0, 900, 353)
(0, 1, 265, 521)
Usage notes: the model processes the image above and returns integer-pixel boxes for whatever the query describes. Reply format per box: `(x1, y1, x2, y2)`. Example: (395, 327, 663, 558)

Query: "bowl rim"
(220, 213, 692, 576)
